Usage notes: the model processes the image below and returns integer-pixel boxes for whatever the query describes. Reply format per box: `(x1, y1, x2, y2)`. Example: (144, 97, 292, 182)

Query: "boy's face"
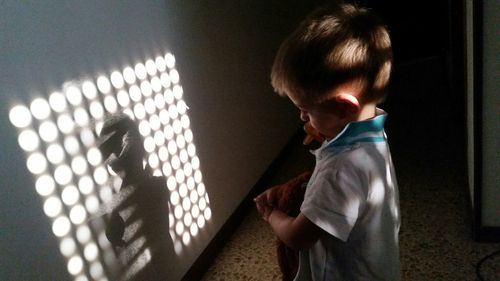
(289, 95, 349, 141)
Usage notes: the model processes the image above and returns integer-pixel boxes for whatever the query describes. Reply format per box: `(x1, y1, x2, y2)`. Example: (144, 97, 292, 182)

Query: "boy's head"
(271, 2, 392, 107)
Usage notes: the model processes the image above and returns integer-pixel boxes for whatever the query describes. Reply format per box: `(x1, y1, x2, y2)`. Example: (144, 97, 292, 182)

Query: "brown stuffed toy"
(270, 171, 312, 281)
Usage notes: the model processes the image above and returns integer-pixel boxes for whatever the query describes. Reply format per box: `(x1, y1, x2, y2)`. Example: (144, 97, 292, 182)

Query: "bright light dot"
(181, 115, 190, 129)
(39, 121, 58, 142)
(191, 204, 200, 218)
(176, 135, 186, 149)
(82, 80, 98, 99)
(182, 232, 191, 245)
(123, 108, 134, 119)
(197, 215, 205, 228)
(177, 100, 188, 114)
(199, 197, 206, 211)
(197, 183, 206, 197)
(151, 76, 162, 93)
(184, 213, 192, 226)
(99, 185, 112, 202)
(138, 120, 151, 137)
(30, 98, 51, 120)
(87, 147, 102, 166)
(104, 95, 118, 113)
(67, 256, 83, 275)
(164, 89, 174, 104)
(65, 86, 83, 106)
(182, 197, 191, 211)
(173, 85, 183, 99)
(93, 166, 109, 185)
(148, 153, 159, 169)
(204, 208, 212, 220)
(154, 93, 166, 110)
(36, 174, 56, 196)
(190, 223, 199, 236)
(164, 125, 174, 140)
(187, 177, 195, 190)
(129, 85, 142, 102)
(73, 107, 89, 127)
(145, 98, 156, 114)
(46, 143, 65, 164)
(18, 129, 40, 152)
(162, 162, 172, 176)
(97, 76, 111, 94)
(190, 189, 199, 204)
(179, 183, 188, 197)
(70, 204, 87, 224)
(155, 56, 166, 72)
(49, 92, 67, 112)
(171, 155, 180, 170)
(159, 146, 169, 161)
(76, 225, 91, 244)
(89, 101, 104, 120)
(90, 262, 104, 279)
(175, 221, 184, 236)
(54, 165, 73, 185)
(154, 131, 165, 146)
(95, 121, 104, 135)
(61, 185, 80, 206)
(52, 216, 71, 237)
(71, 156, 88, 176)
(170, 191, 180, 205)
(160, 73, 171, 88)
(167, 176, 176, 191)
(84, 243, 99, 261)
(9, 105, 32, 128)
(117, 90, 130, 107)
(112, 177, 122, 191)
(184, 129, 193, 143)
(172, 119, 182, 134)
(145, 59, 157, 76)
(168, 140, 177, 155)
(140, 80, 152, 97)
(192, 156, 200, 170)
(168, 104, 178, 119)
(149, 115, 160, 131)
(57, 114, 74, 134)
(27, 153, 47, 174)
(174, 240, 183, 255)
(85, 195, 99, 214)
(78, 176, 94, 195)
(184, 162, 193, 177)
(133, 103, 146, 120)
(60, 237, 76, 257)
(144, 136, 155, 153)
(44, 196, 62, 217)
(123, 67, 136, 85)
(80, 128, 95, 147)
(187, 143, 196, 156)
(135, 63, 147, 80)
(170, 70, 180, 84)
(165, 53, 176, 68)
(194, 170, 202, 183)
(64, 136, 80, 155)
(110, 71, 125, 89)
(176, 170, 185, 184)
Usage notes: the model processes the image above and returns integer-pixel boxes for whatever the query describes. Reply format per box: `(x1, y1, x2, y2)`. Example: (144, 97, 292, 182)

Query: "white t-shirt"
(295, 109, 401, 281)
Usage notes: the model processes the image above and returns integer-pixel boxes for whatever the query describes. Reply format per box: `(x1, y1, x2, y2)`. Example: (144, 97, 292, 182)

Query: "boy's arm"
(268, 210, 324, 251)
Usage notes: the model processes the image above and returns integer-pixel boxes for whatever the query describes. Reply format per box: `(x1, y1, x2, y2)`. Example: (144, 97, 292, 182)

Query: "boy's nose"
(300, 111, 309, 122)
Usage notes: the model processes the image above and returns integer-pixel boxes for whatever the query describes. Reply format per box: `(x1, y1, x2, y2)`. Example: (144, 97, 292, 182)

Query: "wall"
(481, 0, 500, 227)
(0, 1, 321, 280)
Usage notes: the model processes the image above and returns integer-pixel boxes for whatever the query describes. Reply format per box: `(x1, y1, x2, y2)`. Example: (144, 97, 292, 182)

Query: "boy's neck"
(354, 103, 377, 121)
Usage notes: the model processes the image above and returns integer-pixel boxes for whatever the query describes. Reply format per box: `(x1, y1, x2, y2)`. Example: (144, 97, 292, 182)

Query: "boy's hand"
(254, 196, 274, 221)
(254, 186, 279, 207)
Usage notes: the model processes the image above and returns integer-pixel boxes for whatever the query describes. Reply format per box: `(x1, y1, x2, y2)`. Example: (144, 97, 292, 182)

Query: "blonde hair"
(271, 2, 392, 104)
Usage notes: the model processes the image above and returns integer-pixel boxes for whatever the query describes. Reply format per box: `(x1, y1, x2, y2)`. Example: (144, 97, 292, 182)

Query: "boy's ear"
(335, 93, 360, 115)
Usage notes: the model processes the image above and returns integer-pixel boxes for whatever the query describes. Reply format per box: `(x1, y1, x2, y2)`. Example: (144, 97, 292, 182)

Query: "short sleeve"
(300, 162, 366, 242)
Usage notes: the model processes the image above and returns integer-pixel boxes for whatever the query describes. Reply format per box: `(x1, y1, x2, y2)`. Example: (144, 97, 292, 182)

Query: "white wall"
(0, 1, 319, 280)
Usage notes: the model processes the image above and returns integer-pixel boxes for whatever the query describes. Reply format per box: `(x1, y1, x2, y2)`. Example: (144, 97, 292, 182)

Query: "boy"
(254, 2, 400, 280)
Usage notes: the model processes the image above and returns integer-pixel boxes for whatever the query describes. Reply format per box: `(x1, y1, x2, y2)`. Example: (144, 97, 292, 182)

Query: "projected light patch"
(9, 52, 211, 280)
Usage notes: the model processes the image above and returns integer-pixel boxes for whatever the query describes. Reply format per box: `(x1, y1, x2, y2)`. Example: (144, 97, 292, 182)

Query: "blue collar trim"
(325, 109, 387, 148)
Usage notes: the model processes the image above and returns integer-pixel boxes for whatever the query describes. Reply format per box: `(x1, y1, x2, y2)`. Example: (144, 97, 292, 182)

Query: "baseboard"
(181, 127, 304, 281)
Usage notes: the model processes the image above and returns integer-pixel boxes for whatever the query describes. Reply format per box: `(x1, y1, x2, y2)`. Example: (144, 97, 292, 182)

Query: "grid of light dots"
(8, 52, 212, 281)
